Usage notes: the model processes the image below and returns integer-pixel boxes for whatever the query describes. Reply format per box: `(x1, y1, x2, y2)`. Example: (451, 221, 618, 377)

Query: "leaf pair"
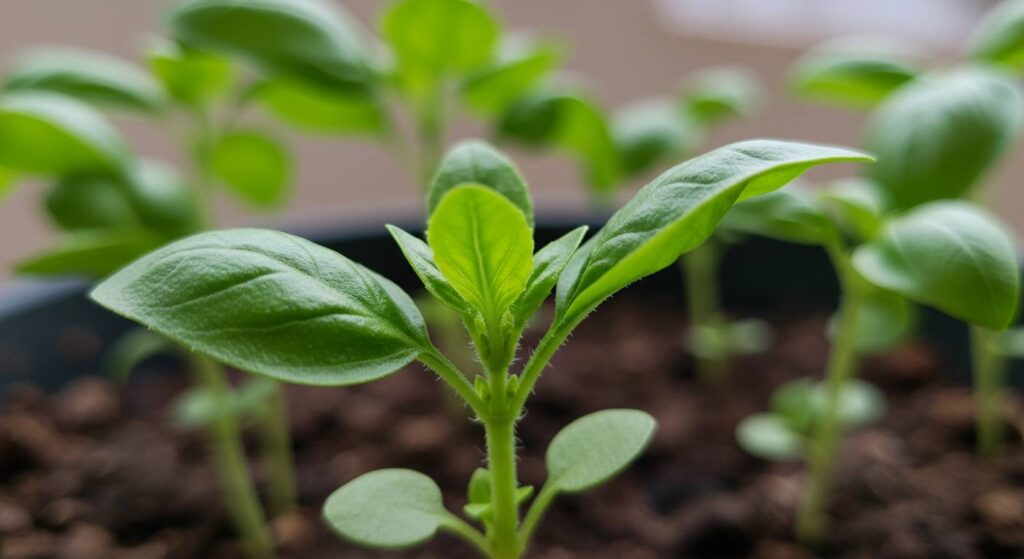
(323, 409, 656, 549)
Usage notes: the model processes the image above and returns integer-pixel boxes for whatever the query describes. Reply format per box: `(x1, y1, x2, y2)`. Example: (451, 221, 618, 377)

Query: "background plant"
(88, 138, 867, 558)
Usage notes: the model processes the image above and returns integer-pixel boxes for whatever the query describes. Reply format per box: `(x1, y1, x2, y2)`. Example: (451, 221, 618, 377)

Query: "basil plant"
(90, 139, 866, 558)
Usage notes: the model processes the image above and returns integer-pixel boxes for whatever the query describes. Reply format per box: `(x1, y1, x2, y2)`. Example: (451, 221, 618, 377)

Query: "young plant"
(724, 184, 1021, 544)
(87, 139, 866, 558)
(788, 1, 1024, 459)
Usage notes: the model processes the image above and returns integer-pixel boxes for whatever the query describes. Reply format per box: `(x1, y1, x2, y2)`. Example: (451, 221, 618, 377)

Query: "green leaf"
(209, 130, 292, 209)
(382, 0, 499, 75)
(387, 225, 470, 313)
(0, 165, 17, 200)
(45, 174, 139, 231)
(679, 67, 762, 125)
(968, 0, 1024, 71)
(613, 98, 695, 178)
(853, 201, 1021, 330)
(545, 409, 656, 493)
(0, 92, 129, 175)
(772, 377, 885, 433)
(997, 326, 1024, 358)
(788, 37, 923, 109)
(323, 469, 448, 548)
(168, 0, 373, 91)
(511, 226, 588, 330)
(103, 329, 177, 383)
(172, 377, 277, 428)
(254, 78, 387, 135)
(820, 178, 891, 241)
(427, 140, 533, 224)
(5, 47, 164, 112)
(147, 38, 235, 106)
(735, 413, 804, 461)
(90, 229, 431, 386)
(824, 379, 886, 429)
(125, 160, 202, 238)
(865, 67, 1023, 209)
(720, 186, 837, 245)
(16, 229, 165, 279)
(555, 140, 871, 329)
(832, 287, 916, 354)
(428, 185, 534, 320)
(461, 34, 563, 115)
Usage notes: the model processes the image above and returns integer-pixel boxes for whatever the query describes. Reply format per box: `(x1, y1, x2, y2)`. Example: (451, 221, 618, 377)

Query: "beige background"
(0, 0, 1021, 282)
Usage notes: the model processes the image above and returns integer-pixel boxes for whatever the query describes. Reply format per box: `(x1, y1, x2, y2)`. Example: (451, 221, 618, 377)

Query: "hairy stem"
(259, 382, 297, 516)
(972, 325, 1007, 459)
(485, 417, 522, 559)
(682, 239, 729, 384)
(190, 355, 274, 559)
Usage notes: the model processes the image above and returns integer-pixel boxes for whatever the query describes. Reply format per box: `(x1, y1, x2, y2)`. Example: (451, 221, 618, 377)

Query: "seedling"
(88, 139, 866, 558)
(724, 184, 1021, 544)
(737, 377, 884, 462)
(788, 0, 1024, 460)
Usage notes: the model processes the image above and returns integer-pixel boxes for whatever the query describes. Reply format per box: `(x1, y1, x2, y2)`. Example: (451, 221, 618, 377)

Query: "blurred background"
(0, 0, 1019, 280)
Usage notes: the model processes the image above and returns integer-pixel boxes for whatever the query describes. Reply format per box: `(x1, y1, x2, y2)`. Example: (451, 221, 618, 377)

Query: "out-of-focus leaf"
(461, 34, 563, 115)
(147, 38, 235, 106)
(209, 130, 292, 208)
(16, 229, 165, 279)
(679, 67, 762, 125)
(968, 0, 1024, 71)
(254, 78, 387, 135)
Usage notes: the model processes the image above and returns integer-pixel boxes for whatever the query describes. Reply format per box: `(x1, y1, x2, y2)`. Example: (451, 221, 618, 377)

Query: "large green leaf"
(613, 98, 695, 178)
(546, 409, 656, 493)
(853, 201, 1021, 329)
(555, 140, 871, 328)
(323, 469, 449, 548)
(147, 38, 235, 106)
(461, 34, 562, 115)
(5, 47, 164, 112)
(387, 225, 470, 314)
(382, 0, 499, 75)
(427, 185, 533, 320)
(168, 0, 373, 91)
(45, 174, 139, 231)
(0, 92, 129, 175)
(968, 0, 1024, 71)
(788, 37, 923, 109)
(254, 78, 387, 135)
(720, 186, 837, 245)
(679, 67, 762, 125)
(511, 226, 588, 329)
(209, 130, 292, 209)
(90, 229, 431, 385)
(865, 67, 1023, 208)
(17, 229, 165, 279)
(427, 140, 533, 224)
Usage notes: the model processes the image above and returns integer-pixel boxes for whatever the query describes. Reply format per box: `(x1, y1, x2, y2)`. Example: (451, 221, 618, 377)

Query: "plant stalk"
(796, 243, 865, 546)
(972, 325, 1007, 459)
(190, 354, 274, 559)
(484, 417, 522, 559)
(414, 80, 446, 191)
(259, 382, 297, 516)
(682, 239, 729, 384)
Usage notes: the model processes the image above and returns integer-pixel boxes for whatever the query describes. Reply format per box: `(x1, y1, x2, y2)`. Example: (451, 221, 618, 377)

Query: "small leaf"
(467, 467, 491, 505)
(830, 287, 916, 353)
(387, 225, 470, 313)
(324, 469, 448, 548)
(820, 178, 891, 241)
(103, 329, 177, 383)
(90, 229, 431, 386)
(5, 46, 165, 112)
(853, 201, 1020, 330)
(555, 140, 871, 329)
(254, 78, 387, 135)
(720, 186, 837, 245)
(825, 379, 886, 429)
(428, 185, 534, 320)
(45, 174, 139, 231)
(968, 0, 1024, 71)
(172, 378, 277, 428)
(209, 130, 292, 209)
(511, 226, 588, 330)
(428, 140, 534, 224)
(788, 37, 924, 109)
(865, 67, 1023, 208)
(0, 92, 129, 175)
(461, 35, 563, 115)
(17, 229, 165, 279)
(997, 326, 1024, 358)
(147, 38, 235, 106)
(382, 0, 499, 75)
(613, 98, 695, 178)
(679, 67, 762, 125)
(168, 0, 373, 92)
(125, 160, 202, 238)
(546, 409, 656, 493)
(736, 413, 804, 461)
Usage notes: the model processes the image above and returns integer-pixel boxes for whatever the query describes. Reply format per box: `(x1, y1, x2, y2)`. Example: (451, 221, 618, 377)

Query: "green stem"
(419, 350, 488, 419)
(440, 515, 492, 557)
(190, 355, 274, 559)
(414, 80, 445, 191)
(796, 243, 865, 546)
(484, 417, 522, 559)
(518, 484, 558, 549)
(682, 239, 729, 384)
(972, 325, 1007, 459)
(259, 382, 297, 516)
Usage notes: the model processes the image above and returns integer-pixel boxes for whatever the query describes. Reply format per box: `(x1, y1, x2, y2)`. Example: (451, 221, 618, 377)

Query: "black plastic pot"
(0, 214, 1012, 394)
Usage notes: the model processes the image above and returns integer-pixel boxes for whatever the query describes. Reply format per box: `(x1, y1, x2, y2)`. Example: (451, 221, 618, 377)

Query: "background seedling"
(88, 139, 867, 558)
(787, 0, 1024, 460)
(724, 183, 1021, 544)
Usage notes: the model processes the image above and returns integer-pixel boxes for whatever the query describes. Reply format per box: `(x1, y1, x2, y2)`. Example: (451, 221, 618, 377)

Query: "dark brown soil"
(2, 300, 1023, 559)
